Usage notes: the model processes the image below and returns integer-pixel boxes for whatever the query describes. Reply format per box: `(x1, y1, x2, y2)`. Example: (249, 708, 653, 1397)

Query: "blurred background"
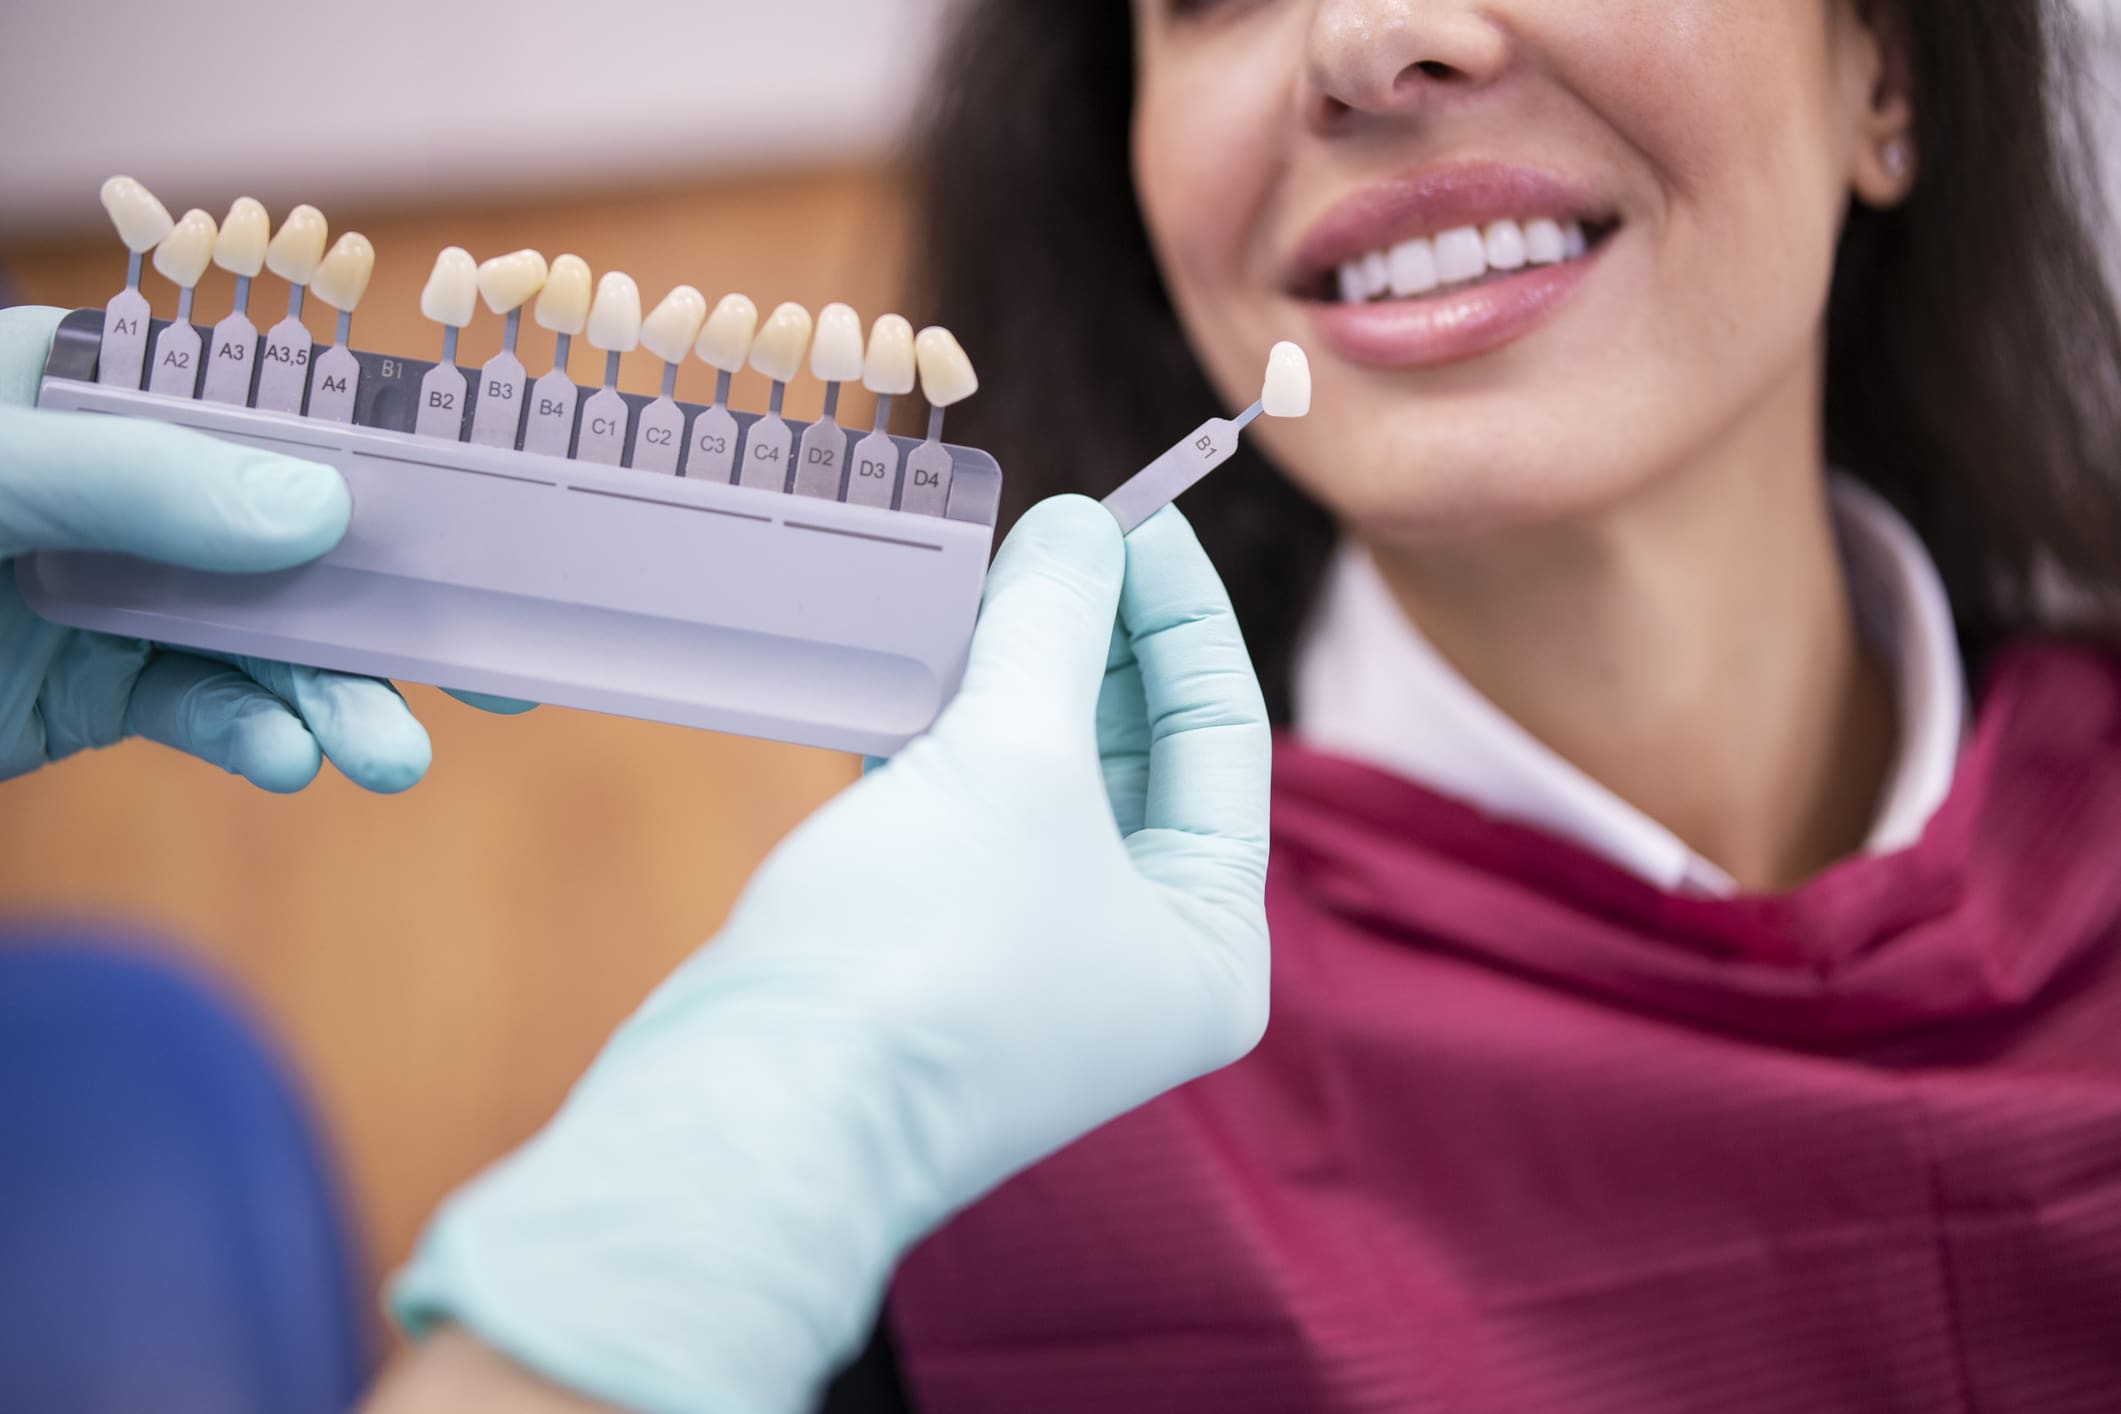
(0, 0, 954, 1340)
(9, 0, 2121, 1386)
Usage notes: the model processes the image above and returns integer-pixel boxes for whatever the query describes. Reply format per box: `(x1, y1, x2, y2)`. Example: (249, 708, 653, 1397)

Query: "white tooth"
(102, 175, 174, 252)
(1388, 237, 1438, 297)
(211, 197, 269, 278)
(810, 302, 865, 383)
(1563, 220, 1588, 260)
(1483, 220, 1527, 272)
(1523, 218, 1564, 266)
(265, 205, 328, 284)
(534, 254, 591, 334)
(1361, 251, 1390, 298)
(151, 208, 217, 288)
(915, 326, 978, 408)
(586, 272, 643, 352)
(1261, 341, 1311, 419)
(1434, 226, 1486, 285)
(477, 248, 549, 316)
(641, 284, 709, 363)
(749, 302, 814, 383)
(1337, 262, 1365, 304)
(420, 246, 478, 327)
(309, 233, 374, 311)
(695, 293, 758, 372)
(861, 313, 915, 396)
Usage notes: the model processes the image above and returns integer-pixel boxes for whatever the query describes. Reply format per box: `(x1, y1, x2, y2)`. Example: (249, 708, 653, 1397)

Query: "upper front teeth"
(1336, 217, 1587, 303)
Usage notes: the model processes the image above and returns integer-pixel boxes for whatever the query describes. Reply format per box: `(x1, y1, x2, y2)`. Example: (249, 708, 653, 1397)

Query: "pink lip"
(1289, 162, 1607, 287)
(1306, 251, 1599, 368)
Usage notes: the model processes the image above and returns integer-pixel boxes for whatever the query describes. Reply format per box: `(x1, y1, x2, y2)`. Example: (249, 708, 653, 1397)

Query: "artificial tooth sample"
(1102, 341, 1312, 535)
(201, 197, 270, 404)
(1433, 226, 1486, 286)
(903, 326, 978, 517)
(1523, 218, 1565, 266)
(1261, 340, 1312, 418)
(97, 175, 174, 389)
(847, 313, 914, 509)
(631, 284, 706, 473)
(687, 292, 757, 483)
(738, 302, 813, 492)
(307, 232, 373, 423)
(525, 253, 591, 457)
(414, 246, 478, 439)
(469, 249, 550, 449)
(575, 272, 642, 466)
(795, 302, 864, 499)
(256, 204, 327, 414)
(146, 207, 217, 398)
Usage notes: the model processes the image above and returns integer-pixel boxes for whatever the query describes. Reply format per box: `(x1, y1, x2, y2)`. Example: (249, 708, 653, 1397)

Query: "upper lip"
(1286, 161, 1616, 295)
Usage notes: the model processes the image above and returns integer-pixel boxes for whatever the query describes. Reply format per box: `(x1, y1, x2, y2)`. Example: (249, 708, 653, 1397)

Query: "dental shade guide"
(906, 327, 975, 516)
(18, 180, 1007, 757)
(200, 197, 269, 405)
(795, 302, 863, 499)
(1101, 341, 1312, 535)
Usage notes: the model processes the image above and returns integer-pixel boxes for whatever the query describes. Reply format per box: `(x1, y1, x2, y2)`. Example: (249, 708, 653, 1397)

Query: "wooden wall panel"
(0, 165, 908, 1288)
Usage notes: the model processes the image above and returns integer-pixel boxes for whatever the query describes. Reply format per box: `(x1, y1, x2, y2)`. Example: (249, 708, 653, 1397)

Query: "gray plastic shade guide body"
(630, 398, 686, 474)
(522, 370, 578, 457)
(689, 405, 740, 483)
(200, 311, 258, 405)
(21, 308, 1004, 757)
(307, 345, 359, 422)
(740, 414, 793, 491)
(98, 290, 150, 388)
(414, 362, 468, 439)
(576, 388, 629, 465)
(900, 442, 954, 517)
(256, 318, 313, 414)
(146, 321, 202, 397)
(846, 430, 900, 509)
(469, 352, 528, 448)
(794, 418, 845, 499)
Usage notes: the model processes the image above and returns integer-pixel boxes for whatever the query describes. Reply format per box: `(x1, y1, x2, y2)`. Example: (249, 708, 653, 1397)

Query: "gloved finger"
(0, 404, 348, 569)
(1097, 622, 1151, 836)
(444, 688, 538, 715)
(124, 651, 325, 793)
(947, 495, 1125, 734)
(1117, 505, 1271, 852)
(211, 653, 433, 793)
(0, 306, 66, 410)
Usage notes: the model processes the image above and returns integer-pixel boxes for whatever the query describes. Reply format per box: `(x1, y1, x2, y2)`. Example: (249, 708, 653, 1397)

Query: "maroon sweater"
(890, 642, 2121, 1412)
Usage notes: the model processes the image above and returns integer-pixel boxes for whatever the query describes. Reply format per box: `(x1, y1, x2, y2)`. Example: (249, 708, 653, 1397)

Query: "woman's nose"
(1304, 0, 1512, 128)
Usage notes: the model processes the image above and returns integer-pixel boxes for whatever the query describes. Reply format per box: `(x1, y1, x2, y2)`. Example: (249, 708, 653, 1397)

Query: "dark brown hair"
(912, 0, 2121, 721)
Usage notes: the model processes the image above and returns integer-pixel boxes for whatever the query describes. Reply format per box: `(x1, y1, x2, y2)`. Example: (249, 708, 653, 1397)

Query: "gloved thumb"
(945, 494, 1125, 734)
(0, 405, 348, 569)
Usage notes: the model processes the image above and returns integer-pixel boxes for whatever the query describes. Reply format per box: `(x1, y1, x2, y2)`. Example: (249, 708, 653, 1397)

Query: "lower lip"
(1304, 247, 1599, 369)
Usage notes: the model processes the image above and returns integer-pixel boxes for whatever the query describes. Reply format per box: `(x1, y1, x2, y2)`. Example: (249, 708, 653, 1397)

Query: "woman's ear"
(1845, 0, 1917, 207)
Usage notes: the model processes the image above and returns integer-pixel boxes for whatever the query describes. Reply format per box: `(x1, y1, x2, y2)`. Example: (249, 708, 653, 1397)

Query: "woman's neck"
(1362, 360, 1897, 892)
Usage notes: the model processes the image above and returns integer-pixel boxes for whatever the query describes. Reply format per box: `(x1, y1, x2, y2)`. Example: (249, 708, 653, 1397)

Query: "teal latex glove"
(392, 496, 1272, 1414)
(0, 304, 518, 792)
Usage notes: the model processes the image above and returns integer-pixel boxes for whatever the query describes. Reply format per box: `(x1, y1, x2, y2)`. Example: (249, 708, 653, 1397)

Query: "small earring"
(1882, 137, 1912, 182)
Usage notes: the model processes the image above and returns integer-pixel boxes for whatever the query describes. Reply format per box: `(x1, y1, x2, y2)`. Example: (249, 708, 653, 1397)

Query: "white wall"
(0, 0, 953, 235)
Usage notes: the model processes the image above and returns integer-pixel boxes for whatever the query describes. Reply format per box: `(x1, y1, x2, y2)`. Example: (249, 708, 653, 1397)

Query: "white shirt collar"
(1291, 476, 1966, 896)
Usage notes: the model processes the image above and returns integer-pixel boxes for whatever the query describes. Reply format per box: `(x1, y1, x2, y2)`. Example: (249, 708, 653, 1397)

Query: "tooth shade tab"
(474, 249, 547, 316)
(266, 204, 328, 283)
(310, 232, 374, 311)
(1483, 220, 1527, 272)
(1432, 226, 1486, 285)
(1523, 218, 1565, 266)
(421, 246, 479, 327)
(586, 272, 643, 352)
(152, 208, 218, 287)
(811, 302, 865, 383)
(862, 314, 916, 395)
(212, 197, 270, 277)
(915, 326, 978, 408)
(696, 293, 759, 372)
(1388, 237, 1438, 297)
(1261, 341, 1311, 419)
(641, 284, 709, 363)
(749, 302, 814, 383)
(101, 175, 174, 252)
(536, 254, 592, 334)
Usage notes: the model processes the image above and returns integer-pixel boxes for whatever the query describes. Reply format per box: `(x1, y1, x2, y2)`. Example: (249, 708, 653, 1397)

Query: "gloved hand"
(391, 496, 1272, 1414)
(0, 304, 516, 792)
